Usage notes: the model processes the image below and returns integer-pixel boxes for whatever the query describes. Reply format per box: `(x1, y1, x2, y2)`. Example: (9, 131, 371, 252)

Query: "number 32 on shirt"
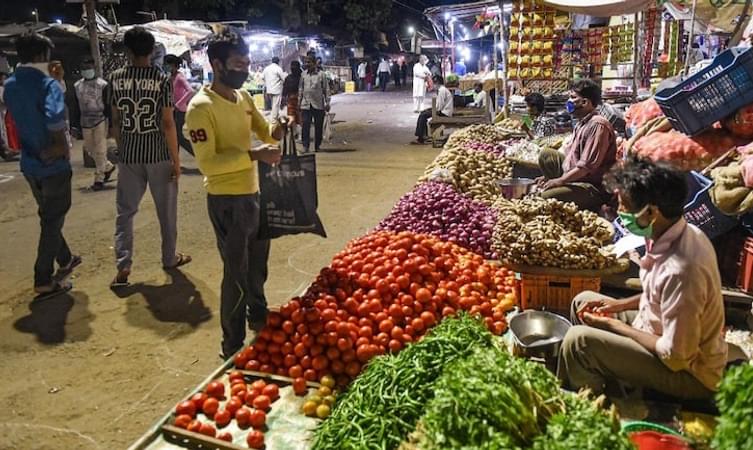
(117, 97, 158, 133)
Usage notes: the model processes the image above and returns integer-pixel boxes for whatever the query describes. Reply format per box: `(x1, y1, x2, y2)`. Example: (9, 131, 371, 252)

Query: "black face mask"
(219, 64, 248, 89)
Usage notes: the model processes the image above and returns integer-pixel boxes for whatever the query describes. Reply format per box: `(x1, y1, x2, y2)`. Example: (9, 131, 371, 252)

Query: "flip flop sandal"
(54, 255, 82, 282)
(164, 253, 192, 270)
(110, 269, 131, 288)
(33, 281, 72, 301)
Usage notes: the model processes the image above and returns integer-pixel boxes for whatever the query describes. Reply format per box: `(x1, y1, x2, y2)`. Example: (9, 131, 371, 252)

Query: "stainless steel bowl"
(510, 310, 572, 360)
(497, 178, 535, 200)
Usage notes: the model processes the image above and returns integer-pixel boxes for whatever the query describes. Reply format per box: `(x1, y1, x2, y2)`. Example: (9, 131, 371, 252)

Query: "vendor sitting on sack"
(558, 157, 727, 400)
(537, 79, 617, 212)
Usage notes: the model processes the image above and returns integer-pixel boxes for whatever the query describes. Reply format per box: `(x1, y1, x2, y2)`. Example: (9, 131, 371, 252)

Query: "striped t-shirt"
(109, 66, 172, 164)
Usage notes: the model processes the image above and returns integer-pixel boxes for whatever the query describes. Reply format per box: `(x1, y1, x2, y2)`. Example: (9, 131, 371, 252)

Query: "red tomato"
(336, 322, 351, 337)
(231, 383, 247, 398)
(187, 420, 202, 433)
(284, 354, 297, 368)
(341, 349, 356, 363)
(250, 380, 267, 391)
(226, 397, 243, 416)
(288, 365, 303, 378)
(304, 369, 317, 381)
(198, 422, 216, 437)
(262, 384, 280, 401)
(442, 306, 456, 317)
(213, 409, 231, 428)
(378, 319, 395, 333)
(205, 381, 225, 399)
(267, 312, 282, 327)
(293, 377, 307, 396)
(217, 431, 232, 442)
(345, 361, 361, 377)
(235, 407, 251, 428)
(312, 355, 328, 371)
(249, 409, 266, 429)
(337, 337, 352, 351)
(411, 318, 425, 332)
(253, 395, 271, 411)
(388, 339, 402, 353)
(331, 360, 345, 374)
(356, 344, 371, 362)
(190, 393, 208, 411)
(420, 311, 436, 327)
(174, 414, 192, 429)
(375, 332, 390, 347)
(202, 397, 220, 418)
(175, 400, 196, 418)
(247, 430, 265, 449)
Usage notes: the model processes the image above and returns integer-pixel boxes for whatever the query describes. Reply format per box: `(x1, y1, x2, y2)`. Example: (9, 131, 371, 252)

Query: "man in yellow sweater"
(185, 31, 284, 359)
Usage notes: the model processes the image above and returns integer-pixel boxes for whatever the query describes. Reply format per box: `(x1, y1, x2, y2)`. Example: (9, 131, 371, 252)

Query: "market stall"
(129, 3, 753, 448)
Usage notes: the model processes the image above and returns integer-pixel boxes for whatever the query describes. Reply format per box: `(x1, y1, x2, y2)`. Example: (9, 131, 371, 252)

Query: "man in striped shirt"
(109, 26, 191, 287)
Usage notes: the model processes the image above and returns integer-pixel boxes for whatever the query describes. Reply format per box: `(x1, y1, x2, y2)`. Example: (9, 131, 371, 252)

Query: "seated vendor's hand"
(535, 176, 546, 187)
(543, 178, 564, 190)
(577, 297, 625, 316)
(581, 312, 618, 331)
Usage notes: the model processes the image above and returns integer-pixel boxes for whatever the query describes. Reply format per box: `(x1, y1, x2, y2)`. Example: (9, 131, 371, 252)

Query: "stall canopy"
(424, 0, 504, 43)
(542, 0, 652, 16)
(118, 20, 213, 56)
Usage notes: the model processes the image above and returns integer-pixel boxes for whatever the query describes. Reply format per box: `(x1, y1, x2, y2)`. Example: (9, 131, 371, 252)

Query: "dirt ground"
(0, 90, 436, 449)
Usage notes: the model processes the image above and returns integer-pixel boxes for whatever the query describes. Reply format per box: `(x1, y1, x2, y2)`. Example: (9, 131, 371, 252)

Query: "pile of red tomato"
(234, 231, 516, 387)
(172, 372, 284, 448)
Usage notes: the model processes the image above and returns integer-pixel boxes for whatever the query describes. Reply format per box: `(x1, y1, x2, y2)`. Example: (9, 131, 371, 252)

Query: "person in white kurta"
(412, 55, 432, 113)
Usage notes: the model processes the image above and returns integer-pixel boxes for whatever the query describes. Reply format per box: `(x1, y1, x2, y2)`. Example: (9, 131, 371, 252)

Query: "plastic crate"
(516, 273, 601, 313)
(613, 171, 738, 242)
(654, 47, 753, 136)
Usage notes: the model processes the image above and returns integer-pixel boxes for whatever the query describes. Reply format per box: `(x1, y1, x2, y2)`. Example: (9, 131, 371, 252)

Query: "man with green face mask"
(73, 57, 114, 190)
(557, 157, 727, 400)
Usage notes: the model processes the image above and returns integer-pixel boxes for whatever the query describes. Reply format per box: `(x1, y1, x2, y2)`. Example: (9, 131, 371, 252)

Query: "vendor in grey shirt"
(298, 56, 329, 153)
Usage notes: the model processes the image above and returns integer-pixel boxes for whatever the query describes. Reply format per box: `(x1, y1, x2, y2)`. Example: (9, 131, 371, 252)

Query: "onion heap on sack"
(491, 197, 616, 270)
(377, 181, 498, 259)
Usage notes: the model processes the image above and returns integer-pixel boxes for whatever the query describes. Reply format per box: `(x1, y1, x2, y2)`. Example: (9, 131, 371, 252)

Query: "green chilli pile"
(712, 363, 753, 450)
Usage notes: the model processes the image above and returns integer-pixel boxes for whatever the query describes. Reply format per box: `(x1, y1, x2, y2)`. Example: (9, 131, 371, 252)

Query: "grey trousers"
(207, 193, 271, 357)
(26, 171, 73, 287)
(557, 291, 714, 400)
(114, 161, 178, 271)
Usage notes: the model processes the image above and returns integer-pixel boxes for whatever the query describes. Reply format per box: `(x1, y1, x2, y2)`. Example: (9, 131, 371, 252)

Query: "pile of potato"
(491, 197, 616, 270)
(420, 147, 513, 205)
(446, 124, 514, 148)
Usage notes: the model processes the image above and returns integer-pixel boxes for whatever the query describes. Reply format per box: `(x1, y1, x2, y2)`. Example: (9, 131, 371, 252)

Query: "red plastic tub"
(628, 431, 691, 450)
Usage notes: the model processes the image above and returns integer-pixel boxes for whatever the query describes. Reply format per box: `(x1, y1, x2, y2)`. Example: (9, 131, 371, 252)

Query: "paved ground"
(0, 89, 436, 449)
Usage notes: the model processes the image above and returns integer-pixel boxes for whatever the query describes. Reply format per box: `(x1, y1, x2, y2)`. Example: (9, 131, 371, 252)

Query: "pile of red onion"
(376, 181, 498, 259)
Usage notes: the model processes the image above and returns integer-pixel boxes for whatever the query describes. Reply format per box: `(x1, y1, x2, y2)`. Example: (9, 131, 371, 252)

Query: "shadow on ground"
(13, 291, 94, 344)
(114, 269, 213, 335)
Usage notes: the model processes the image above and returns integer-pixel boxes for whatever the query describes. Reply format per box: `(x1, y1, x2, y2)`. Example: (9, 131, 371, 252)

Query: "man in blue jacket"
(3, 33, 81, 299)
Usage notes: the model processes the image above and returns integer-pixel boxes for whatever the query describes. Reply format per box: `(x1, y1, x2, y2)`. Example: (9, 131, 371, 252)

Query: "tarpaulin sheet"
(543, 0, 653, 16)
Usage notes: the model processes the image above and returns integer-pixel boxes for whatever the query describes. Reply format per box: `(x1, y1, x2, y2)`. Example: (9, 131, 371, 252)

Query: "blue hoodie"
(3, 66, 70, 178)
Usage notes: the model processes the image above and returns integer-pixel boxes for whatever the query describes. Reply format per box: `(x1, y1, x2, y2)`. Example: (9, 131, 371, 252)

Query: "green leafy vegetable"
(712, 363, 753, 450)
(531, 394, 634, 450)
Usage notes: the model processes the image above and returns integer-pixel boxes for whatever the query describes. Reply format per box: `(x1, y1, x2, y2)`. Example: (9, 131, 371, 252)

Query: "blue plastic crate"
(655, 47, 753, 136)
(613, 171, 738, 242)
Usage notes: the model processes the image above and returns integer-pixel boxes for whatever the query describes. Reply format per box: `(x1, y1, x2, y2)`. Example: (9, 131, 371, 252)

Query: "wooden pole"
(85, 0, 103, 77)
(494, 23, 499, 117)
(500, 10, 507, 116)
(632, 12, 640, 101)
(683, 0, 698, 76)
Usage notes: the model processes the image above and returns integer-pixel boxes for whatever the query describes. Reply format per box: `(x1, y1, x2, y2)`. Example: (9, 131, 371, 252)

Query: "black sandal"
(33, 281, 73, 301)
(110, 269, 131, 288)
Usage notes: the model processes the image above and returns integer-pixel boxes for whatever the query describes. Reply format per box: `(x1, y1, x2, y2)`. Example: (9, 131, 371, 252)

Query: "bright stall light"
(325, 50, 331, 56)
(408, 26, 415, 34)
(483, 55, 489, 62)
(444, 12, 450, 20)
(250, 43, 259, 51)
(461, 47, 471, 60)
(308, 39, 319, 49)
(263, 47, 271, 54)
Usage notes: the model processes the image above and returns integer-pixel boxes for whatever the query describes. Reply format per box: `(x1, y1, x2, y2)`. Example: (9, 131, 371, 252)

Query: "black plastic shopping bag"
(258, 128, 326, 240)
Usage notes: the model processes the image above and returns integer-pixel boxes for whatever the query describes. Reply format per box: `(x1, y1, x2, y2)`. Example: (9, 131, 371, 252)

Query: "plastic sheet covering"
(543, 0, 652, 16)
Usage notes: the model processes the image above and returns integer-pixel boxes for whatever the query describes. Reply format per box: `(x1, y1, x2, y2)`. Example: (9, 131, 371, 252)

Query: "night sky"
(0, 0, 471, 27)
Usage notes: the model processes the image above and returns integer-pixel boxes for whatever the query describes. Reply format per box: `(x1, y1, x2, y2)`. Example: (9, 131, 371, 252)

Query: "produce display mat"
(503, 257, 630, 277)
(131, 366, 321, 450)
